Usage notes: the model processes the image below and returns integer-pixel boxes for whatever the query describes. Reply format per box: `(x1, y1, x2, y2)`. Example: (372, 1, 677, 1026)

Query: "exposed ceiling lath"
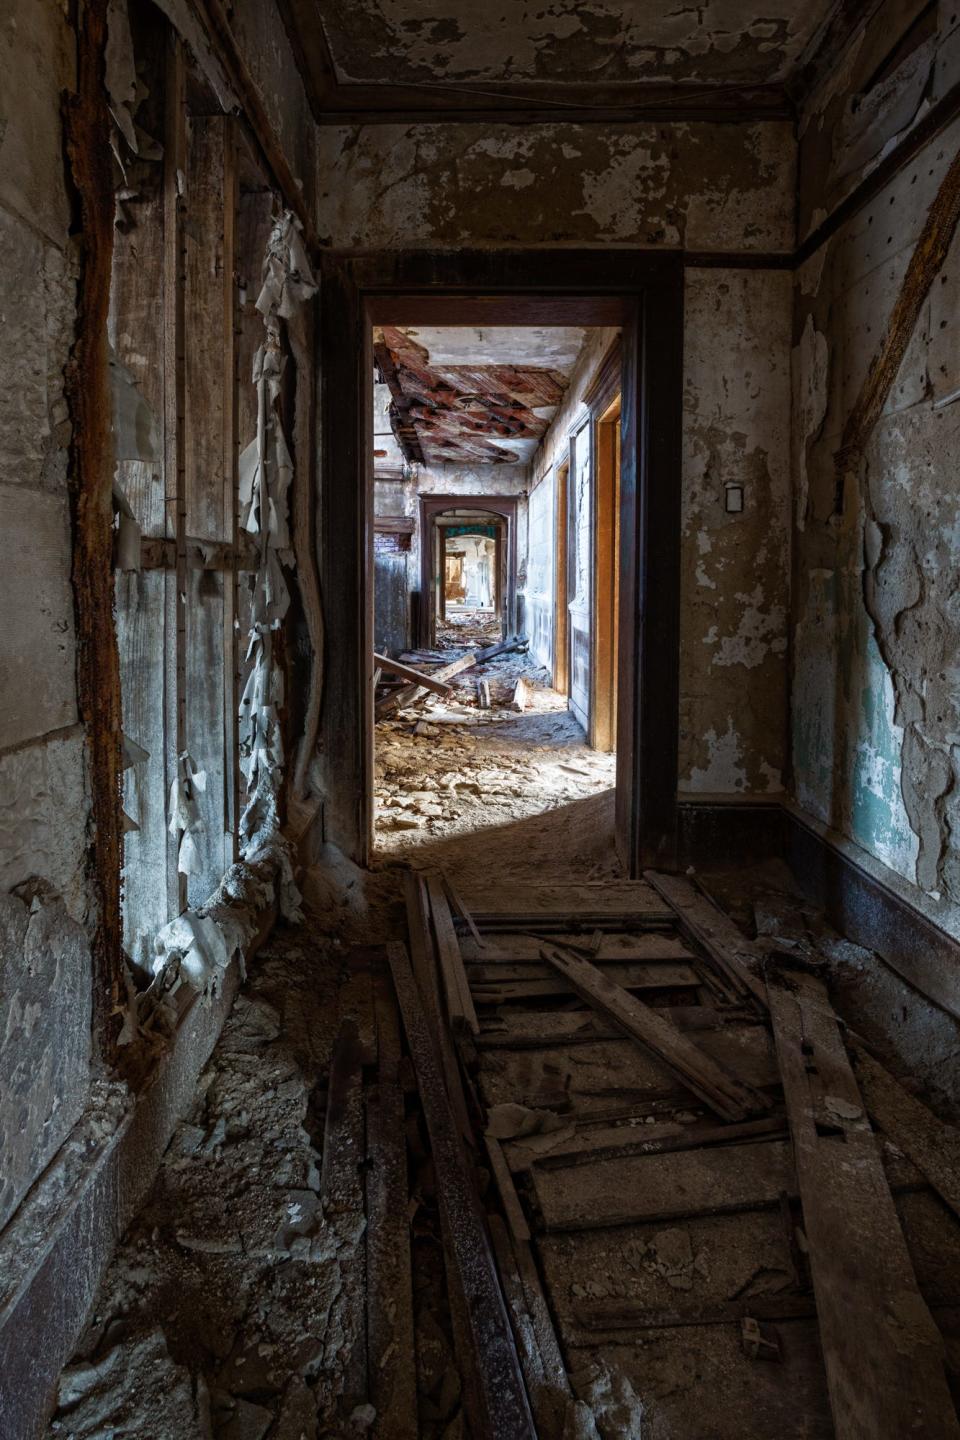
(374, 325, 580, 466)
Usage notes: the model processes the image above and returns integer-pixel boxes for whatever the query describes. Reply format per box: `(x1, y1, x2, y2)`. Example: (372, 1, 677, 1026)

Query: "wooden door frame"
(317, 250, 684, 874)
(419, 495, 518, 647)
(586, 339, 623, 752)
(553, 458, 570, 697)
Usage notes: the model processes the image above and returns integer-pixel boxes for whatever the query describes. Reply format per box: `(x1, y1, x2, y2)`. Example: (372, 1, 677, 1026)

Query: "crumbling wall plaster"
(316, 121, 794, 253)
(792, 2, 960, 895)
(679, 268, 791, 796)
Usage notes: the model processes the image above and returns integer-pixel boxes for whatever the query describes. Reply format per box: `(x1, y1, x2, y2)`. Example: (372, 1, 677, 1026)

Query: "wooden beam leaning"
(426, 873, 480, 1037)
(384, 941, 536, 1440)
(373, 651, 453, 696)
(645, 871, 769, 1008)
(539, 943, 769, 1123)
(766, 966, 960, 1440)
(402, 870, 473, 1145)
(376, 650, 479, 718)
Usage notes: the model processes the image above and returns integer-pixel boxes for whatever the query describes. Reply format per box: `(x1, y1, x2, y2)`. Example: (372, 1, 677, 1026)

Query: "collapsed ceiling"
(374, 325, 587, 465)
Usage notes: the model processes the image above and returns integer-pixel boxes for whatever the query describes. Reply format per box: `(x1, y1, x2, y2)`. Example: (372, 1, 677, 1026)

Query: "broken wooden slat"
(427, 872, 480, 1036)
(474, 1005, 748, 1050)
(476, 677, 491, 709)
(539, 943, 769, 1122)
(376, 650, 479, 717)
(574, 1292, 819, 1333)
(531, 1114, 788, 1173)
(468, 959, 701, 988)
(384, 941, 536, 1440)
(767, 966, 960, 1440)
(462, 931, 696, 963)
(443, 873, 486, 950)
(532, 1138, 794, 1232)
(473, 636, 528, 663)
(488, 1215, 570, 1439)
(366, 967, 417, 1439)
(402, 870, 473, 1145)
(645, 871, 769, 1008)
(484, 1133, 531, 1243)
(849, 1038, 960, 1221)
(373, 651, 454, 696)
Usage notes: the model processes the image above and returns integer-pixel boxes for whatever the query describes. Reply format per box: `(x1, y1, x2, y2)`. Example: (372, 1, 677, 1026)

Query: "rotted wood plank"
(488, 1215, 570, 1440)
(402, 870, 473, 1145)
(427, 872, 480, 1036)
(376, 650, 479, 717)
(767, 966, 960, 1440)
(385, 941, 536, 1440)
(468, 960, 700, 989)
(373, 651, 453, 695)
(539, 943, 769, 1123)
(645, 871, 769, 1008)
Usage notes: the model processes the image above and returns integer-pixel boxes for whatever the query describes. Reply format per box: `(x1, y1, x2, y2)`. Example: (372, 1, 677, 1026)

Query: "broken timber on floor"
(766, 962, 960, 1439)
(376, 650, 479, 717)
(384, 940, 536, 1440)
(426, 872, 480, 1036)
(645, 870, 770, 1008)
(539, 942, 769, 1122)
(373, 651, 453, 697)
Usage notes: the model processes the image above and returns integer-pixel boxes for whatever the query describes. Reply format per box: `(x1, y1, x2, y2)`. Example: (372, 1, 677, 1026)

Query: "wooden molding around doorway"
(317, 250, 684, 873)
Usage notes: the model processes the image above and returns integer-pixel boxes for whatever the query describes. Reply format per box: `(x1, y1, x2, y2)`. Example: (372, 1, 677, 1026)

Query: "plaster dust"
(46, 925, 375, 1440)
(372, 648, 620, 880)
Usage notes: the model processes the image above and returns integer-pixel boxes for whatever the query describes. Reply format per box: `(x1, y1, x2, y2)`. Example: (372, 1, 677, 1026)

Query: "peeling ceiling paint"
(320, 0, 836, 88)
(374, 324, 587, 464)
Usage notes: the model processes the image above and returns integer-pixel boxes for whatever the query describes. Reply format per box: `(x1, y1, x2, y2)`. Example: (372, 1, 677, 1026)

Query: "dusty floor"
(374, 647, 616, 867)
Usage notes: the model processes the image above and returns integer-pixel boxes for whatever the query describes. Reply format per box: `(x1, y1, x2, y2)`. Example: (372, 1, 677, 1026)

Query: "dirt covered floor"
(374, 647, 617, 867)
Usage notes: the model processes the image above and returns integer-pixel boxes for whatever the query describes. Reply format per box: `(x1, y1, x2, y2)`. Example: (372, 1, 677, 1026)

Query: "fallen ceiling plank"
(373, 651, 453, 696)
(426, 872, 480, 1037)
(376, 651, 479, 718)
(645, 871, 770, 1008)
(384, 941, 536, 1440)
(539, 943, 769, 1123)
(767, 965, 960, 1440)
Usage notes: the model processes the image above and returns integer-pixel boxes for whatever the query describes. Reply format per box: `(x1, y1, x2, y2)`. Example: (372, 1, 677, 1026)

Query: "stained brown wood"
(470, 962, 700, 1004)
(426, 873, 480, 1037)
(575, 1293, 819, 1333)
(645, 871, 769, 1007)
(367, 969, 417, 1439)
(488, 1216, 570, 1439)
(766, 966, 960, 1440)
(531, 1114, 788, 1173)
(539, 943, 769, 1123)
(402, 871, 473, 1145)
(468, 959, 700, 987)
(484, 1134, 531, 1244)
(532, 1138, 794, 1232)
(849, 1040, 960, 1221)
(376, 650, 479, 718)
(384, 942, 536, 1440)
(373, 651, 453, 694)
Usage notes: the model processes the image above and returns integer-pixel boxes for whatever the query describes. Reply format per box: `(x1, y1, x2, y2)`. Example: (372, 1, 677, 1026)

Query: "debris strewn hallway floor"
(45, 838, 960, 1439)
(374, 646, 616, 864)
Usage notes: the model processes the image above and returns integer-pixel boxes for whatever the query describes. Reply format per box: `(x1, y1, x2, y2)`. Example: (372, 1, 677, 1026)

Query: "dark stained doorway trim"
(419, 495, 518, 647)
(317, 249, 684, 873)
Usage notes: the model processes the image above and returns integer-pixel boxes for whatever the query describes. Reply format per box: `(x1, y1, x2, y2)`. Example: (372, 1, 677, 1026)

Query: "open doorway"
(318, 254, 684, 874)
(369, 321, 627, 863)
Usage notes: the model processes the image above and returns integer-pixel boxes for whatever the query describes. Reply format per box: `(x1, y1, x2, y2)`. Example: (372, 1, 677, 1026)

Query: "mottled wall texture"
(324, 122, 795, 797)
(0, 0, 94, 1224)
(791, 0, 960, 897)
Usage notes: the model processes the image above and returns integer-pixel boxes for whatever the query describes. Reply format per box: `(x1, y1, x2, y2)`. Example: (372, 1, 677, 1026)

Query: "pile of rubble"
(373, 644, 615, 853)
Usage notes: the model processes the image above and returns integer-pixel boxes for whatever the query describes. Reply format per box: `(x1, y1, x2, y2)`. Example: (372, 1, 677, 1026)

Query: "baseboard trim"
(782, 804, 960, 1023)
(676, 797, 785, 867)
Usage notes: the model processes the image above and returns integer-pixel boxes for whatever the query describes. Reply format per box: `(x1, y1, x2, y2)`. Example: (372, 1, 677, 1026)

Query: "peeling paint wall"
(326, 121, 795, 790)
(0, 0, 95, 1227)
(791, 0, 960, 893)
(316, 121, 794, 253)
(680, 269, 791, 796)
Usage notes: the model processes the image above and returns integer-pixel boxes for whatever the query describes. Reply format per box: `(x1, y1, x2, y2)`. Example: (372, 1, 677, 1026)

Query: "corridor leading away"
(5, 2, 960, 1439)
